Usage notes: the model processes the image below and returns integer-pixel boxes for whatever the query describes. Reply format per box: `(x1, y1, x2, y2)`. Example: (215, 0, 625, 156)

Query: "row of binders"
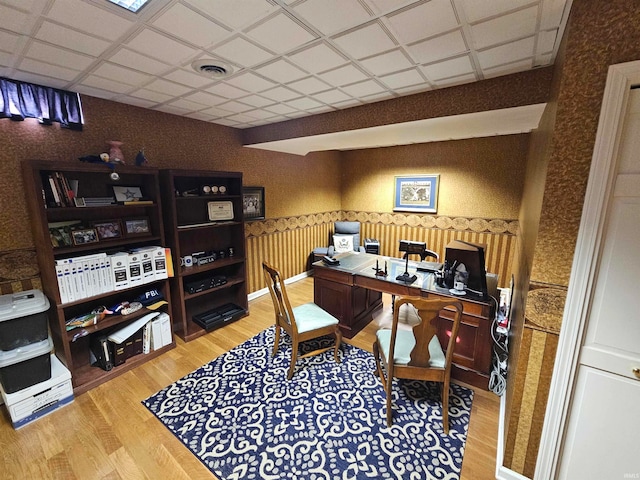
(90, 312, 172, 371)
(56, 246, 171, 304)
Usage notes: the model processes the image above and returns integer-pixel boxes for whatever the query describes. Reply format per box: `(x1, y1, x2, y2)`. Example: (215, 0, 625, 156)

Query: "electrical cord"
(488, 294, 509, 396)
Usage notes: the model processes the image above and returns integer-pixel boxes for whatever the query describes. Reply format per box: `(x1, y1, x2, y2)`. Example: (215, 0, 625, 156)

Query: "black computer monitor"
(445, 240, 488, 299)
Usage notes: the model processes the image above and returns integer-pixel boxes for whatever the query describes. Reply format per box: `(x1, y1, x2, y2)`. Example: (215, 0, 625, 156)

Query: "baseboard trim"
(495, 393, 531, 480)
(248, 270, 311, 301)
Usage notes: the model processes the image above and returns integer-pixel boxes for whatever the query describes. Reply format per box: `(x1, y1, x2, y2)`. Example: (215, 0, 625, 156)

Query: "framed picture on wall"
(393, 174, 440, 213)
(242, 187, 265, 221)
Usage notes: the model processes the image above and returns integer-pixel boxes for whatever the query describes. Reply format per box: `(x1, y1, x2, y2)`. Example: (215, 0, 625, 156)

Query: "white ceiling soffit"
(245, 103, 546, 155)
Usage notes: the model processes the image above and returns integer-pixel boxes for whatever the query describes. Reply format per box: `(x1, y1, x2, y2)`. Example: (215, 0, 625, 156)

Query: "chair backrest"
(262, 261, 297, 333)
(334, 221, 361, 250)
(391, 296, 463, 369)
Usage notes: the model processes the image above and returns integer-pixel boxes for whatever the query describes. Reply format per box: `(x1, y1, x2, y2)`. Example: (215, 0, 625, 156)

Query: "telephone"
(322, 255, 339, 266)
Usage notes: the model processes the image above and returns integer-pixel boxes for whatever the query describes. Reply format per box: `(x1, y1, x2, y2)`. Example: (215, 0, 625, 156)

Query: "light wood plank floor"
(0, 277, 499, 479)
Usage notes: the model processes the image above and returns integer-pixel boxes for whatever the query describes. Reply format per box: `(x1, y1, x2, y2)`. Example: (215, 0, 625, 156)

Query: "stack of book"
(44, 172, 77, 208)
(55, 246, 171, 304)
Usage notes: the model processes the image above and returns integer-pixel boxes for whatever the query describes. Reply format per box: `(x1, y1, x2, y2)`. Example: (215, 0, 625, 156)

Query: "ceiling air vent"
(192, 59, 233, 78)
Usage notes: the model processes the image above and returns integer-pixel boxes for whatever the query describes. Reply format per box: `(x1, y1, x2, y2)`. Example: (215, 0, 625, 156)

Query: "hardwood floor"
(0, 277, 499, 479)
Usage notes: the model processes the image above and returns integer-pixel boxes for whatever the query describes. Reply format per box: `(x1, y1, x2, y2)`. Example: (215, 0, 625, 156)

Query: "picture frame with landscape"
(124, 217, 151, 236)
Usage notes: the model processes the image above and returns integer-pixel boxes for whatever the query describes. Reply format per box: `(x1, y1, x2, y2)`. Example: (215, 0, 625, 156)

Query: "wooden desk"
(313, 252, 494, 389)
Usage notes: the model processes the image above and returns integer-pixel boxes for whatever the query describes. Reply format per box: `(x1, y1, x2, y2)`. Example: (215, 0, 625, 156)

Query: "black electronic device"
(445, 240, 488, 299)
(185, 275, 227, 294)
(399, 239, 426, 255)
(193, 303, 245, 331)
(322, 255, 339, 266)
(89, 335, 113, 371)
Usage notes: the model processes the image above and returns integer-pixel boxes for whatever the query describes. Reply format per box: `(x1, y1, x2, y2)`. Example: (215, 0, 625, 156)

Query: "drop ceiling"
(1, 0, 570, 135)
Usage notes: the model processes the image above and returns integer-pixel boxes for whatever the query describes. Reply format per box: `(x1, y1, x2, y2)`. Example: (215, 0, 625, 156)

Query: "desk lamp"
(396, 240, 425, 283)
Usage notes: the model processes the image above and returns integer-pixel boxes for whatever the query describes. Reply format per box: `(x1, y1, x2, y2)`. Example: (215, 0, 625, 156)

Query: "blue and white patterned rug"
(142, 326, 473, 480)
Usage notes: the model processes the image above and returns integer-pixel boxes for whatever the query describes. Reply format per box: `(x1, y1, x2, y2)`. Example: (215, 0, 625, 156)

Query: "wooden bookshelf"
(160, 169, 248, 342)
(21, 160, 175, 395)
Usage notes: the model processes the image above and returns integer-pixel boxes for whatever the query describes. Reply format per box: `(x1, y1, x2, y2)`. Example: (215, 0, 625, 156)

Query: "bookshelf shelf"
(21, 160, 175, 395)
(161, 169, 248, 342)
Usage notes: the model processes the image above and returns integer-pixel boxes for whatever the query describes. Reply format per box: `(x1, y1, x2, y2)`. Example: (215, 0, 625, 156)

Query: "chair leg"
(333, 327, 342, 363)
(385, 370, 394, 427)
(442, 378, 450, 435)
(272, 325, 281, 358)
(287, 339, 298, 380)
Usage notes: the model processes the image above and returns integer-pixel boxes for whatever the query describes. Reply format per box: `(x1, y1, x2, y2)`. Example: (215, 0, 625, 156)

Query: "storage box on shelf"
(21, 160, 175, 395)
(161, 169, 248, 342)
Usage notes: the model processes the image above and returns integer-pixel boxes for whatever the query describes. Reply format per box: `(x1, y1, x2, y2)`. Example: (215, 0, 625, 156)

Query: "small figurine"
(135, 148, 148, 166)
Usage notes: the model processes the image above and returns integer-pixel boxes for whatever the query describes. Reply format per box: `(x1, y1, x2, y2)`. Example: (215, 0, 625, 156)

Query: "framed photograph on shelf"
(112, 185, 143, 202)
(393, 174, 440, 213)
(71, 228, 99, 246)
(92, 219, 123, 240)
(49, 220, 81, 247)
(124, 217, 151, 236)
(242, 186, 265, 221)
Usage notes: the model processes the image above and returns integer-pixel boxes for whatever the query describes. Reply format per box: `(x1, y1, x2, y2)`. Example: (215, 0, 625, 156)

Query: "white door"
(536, 62, 640, 480)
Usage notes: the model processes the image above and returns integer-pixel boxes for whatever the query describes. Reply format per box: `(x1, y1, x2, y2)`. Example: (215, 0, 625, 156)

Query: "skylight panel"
(106, 0, 151, 13)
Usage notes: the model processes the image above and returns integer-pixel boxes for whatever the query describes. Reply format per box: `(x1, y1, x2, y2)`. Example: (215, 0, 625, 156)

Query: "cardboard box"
(0, 354, 73, 429)
(0, 290, 50, 351)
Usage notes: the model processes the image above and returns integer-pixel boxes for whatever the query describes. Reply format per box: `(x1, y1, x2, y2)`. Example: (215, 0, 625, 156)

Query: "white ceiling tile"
(261, 86, 301, 102)
(379, 68, 425, 89)
(200, 105, 231, 116)
(68, 83, 118, 98)
(360, 90, 394, 102)
(394, 83, 431, 95)
(18, 57, 79, 81)
(184, 91, 226, 105)
(540, 0, 569, 30)
(341, 79, 386, 97)
(432, 72, 476, 87)
(225, 112, 259, 123)
(307, 104, 334, 114)
(459, 0, 533, 23)
(2, 0, 45, 11)
(92, 62, 152, 86)
(363, 0, 415, 15)
(117, 95, 157, 109)
(287, 76, 331, 95)
(242, 109, 279, 120)
(471, 6, 538, 49)
(184, 0, 275, 29)
(265, 103, 299, 115)
(144, 78, 192, 96)
(153, 3, 229, 48)
(126, 29, 196, 64)
(333, 22, 395, 60)
(255, 59, 308, 83)
(108, 47, 171, 75)
(0, 5, 35, 34)
(534, 52, 553, 67)
(236, 94, 274, 108)
(406, 30, 467, 64)
(185, 111, 216, 121)
(213, 117, 242, 126)
(0, 51, 14, 67)
(154, 104, 190, 115)
(537, 29, 559, 55)
(288, 42, 347, 73)
(80, 75, 132, 94)
(360, 49, 413, 76)
(385, 0, 459, 44)
(226, 72, 276, 93)
(293, 0, 371, 35)
(286, 96, 323, 110)
(333, 98, 362, 109)
(206, 82, 249, 99)
(318, 64, 368, 86)
(46, 0, 133, 41)
(130, 88, 174, 103)
(216, 100, 253, 113)
(246, 13, 316, 54)
(477, 37, 535, 69)
(483, 59, 533, 79)
(313, 89, 352, 104)
(35, 21, 110, 57)
(163, 69, 214, 88)
(25, 41, 95, 70)
(420, 55, 474, 80)
(0, 30, 22, 53)
(213, 36, 273, 68)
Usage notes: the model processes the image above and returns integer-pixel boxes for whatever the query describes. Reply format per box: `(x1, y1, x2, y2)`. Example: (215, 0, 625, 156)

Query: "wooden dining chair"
(373, 296, 463, 433)
(262, 260, 342, 379)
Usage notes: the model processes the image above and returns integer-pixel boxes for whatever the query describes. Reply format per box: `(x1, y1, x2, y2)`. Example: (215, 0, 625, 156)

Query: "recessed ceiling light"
(191, 59, 234, 78)
(106, 0, 151, 13)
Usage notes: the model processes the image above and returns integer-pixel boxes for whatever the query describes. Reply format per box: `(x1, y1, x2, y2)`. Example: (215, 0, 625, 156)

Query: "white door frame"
(535, 60, 640, 479)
